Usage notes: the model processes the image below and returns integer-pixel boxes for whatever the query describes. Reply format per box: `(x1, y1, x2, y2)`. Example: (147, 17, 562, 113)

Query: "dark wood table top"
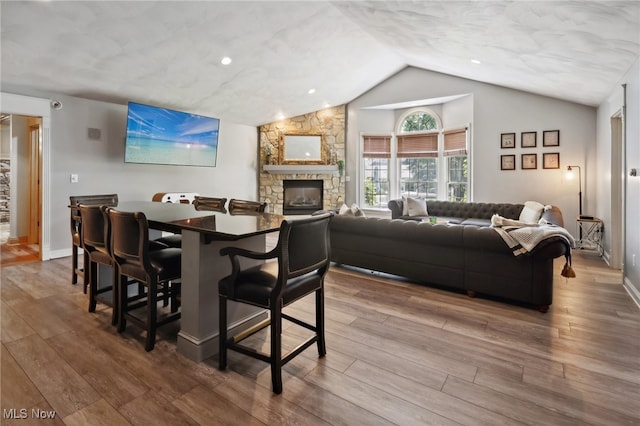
(113, 201, 284, 241)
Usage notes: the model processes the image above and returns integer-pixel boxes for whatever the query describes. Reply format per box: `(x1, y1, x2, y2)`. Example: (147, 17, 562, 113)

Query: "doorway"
(0, 113, 42, 266)
(610, 112, 624, 270)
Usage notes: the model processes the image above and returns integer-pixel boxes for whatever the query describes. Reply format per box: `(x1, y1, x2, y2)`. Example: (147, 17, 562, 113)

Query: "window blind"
(397, 133, 438, 158)
(443, 128, 467, 156)
(362, 135, 391, 158)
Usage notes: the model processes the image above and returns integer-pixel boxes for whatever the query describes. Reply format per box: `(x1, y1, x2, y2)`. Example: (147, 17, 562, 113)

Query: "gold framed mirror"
(280, 134, 325, 164)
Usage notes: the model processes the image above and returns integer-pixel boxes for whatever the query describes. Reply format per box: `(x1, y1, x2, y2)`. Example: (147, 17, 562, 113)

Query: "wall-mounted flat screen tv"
(124, 101, 219, 167)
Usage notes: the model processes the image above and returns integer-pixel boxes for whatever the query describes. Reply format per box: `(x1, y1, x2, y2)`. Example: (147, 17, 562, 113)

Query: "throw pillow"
(406, 197, 428, 216)
(519, 201, 545, 224)
(339, 203, 354, 215)
(351, 203, 366, 217)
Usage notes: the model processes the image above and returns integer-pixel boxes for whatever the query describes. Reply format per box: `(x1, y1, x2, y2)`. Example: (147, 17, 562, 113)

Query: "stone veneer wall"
(259, 105, 346, 215)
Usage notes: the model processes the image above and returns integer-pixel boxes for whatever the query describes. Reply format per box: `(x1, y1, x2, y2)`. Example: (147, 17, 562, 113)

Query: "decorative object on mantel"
(280, 134, 325, 164)
(265, 143, 276, 165)
(329, 148, 338, 165)
(337, 160, 345, 180)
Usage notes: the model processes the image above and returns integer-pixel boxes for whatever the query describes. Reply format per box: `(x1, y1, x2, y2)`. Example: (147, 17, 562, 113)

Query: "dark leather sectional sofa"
(328, 200, 571, 312)
(388, 199, 565, 227)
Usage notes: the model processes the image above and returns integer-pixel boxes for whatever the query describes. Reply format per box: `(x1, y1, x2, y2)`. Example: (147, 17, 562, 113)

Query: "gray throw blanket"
(492, 223, 576, 256)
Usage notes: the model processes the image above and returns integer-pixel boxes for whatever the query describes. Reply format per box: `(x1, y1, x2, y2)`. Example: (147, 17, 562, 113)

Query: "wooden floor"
(1, 250, 639, 425)
(0, 241, 40, 267)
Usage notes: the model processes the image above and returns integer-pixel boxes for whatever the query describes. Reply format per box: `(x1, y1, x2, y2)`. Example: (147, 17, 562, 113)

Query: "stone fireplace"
(283, 180, 323, 215)
(258, 105, 346, 215)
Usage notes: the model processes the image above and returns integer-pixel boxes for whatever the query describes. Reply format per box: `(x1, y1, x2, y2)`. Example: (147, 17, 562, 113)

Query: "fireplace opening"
(283, 180, 323, 215)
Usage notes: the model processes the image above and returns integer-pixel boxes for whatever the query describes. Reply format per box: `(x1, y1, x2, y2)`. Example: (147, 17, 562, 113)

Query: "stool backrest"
(107, 208, 151, 280)
(194, 196, 227, 212)
(79, 204, 108, 255)
(272, 213, 332, 297)
(228, 198, 266, 214)
(70, 194, 118, 236)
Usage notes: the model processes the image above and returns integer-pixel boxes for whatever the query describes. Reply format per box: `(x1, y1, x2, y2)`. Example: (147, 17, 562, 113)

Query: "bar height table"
(115, 201, 284, 361)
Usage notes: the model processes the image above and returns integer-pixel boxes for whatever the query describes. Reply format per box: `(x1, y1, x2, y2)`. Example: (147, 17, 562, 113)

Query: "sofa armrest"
(388, 199, 404, 219)
(541, 205, 564, 227)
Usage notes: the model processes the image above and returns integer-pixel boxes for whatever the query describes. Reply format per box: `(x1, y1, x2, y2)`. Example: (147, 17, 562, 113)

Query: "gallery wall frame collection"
(499, 130, 560, 170)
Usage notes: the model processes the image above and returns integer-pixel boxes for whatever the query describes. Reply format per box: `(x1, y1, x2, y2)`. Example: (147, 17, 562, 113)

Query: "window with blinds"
(362, 135, 391, 208)
(360, 109, 470, 207)
(444, 128, 467, 156)
(397, 132, 438, 158)
(362, 135, 391, 158)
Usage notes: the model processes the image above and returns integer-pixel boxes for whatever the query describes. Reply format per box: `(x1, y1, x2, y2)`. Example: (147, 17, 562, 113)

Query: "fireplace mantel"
(263, 165, 338, 174)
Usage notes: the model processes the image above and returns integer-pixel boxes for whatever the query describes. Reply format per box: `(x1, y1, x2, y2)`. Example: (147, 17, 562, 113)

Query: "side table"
(576, 216, 603, 255)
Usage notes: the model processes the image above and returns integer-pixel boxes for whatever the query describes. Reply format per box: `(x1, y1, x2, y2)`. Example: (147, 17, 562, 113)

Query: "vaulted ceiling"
(2, 1, 639, 126)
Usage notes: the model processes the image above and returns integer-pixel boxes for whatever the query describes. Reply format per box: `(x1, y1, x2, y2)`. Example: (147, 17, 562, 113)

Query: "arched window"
(396, 109, 441, 201)
(360, 108, 469, 209)
(398, 110, 440, 133)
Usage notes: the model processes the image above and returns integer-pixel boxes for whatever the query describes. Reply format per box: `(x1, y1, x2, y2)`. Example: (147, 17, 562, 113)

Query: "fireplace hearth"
(283, 180, 323, 215)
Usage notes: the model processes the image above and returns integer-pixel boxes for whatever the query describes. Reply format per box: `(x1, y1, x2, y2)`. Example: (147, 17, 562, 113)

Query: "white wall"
(346, 67, 596, 236)
(2, 92, 259, 257)
(12, 115, 29, 237)
(442, 95, 473, 130)
(357, 109, 395, 134)
(598, 57, 640, 300)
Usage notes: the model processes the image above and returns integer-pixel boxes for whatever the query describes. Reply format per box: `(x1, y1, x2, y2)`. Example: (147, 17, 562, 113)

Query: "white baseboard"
(48, 247, 73, 260)
(623, 277, 640, 310)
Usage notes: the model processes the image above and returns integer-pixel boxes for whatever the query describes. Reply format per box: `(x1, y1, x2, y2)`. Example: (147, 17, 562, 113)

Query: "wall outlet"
(70, 174, 78, 183)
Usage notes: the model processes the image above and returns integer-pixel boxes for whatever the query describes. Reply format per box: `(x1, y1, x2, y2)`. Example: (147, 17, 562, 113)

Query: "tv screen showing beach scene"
(124, 101, 219, 167)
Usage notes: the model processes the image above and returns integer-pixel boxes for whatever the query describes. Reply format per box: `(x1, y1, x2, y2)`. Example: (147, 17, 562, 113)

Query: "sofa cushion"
(405, 197, 428, 216)
(460, 218, 492, 226)
(351, 203, 366, 217)
(402, 196, 427, 216)
(338, 203, 353, 215)
(339, 203, 366, 217)
(519, 201, 545, 223)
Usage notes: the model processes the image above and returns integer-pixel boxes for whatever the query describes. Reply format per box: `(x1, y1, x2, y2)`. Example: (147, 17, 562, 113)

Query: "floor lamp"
(567, 165, 582, 241)
(566, 165, 582, 216)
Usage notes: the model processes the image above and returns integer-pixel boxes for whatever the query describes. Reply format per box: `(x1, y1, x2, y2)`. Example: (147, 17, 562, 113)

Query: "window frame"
(359, 108, 471, 209)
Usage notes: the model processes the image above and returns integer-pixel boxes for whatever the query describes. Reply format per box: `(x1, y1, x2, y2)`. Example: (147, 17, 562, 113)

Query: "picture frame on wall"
(521, 153, 537, 170)
(501, 154, 516, 170)
(543, 152, 560, 169)
(543, 130, 560, 147)
(501, 133, 516, 149)
(521, 131, 537, 148)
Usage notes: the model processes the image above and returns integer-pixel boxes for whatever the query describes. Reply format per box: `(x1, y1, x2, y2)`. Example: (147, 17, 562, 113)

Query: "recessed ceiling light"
(471, 59, 481, 64)
(221, 57, 232, 65)
(308, 88, 316, 95)
(276, 113, 285, 120)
